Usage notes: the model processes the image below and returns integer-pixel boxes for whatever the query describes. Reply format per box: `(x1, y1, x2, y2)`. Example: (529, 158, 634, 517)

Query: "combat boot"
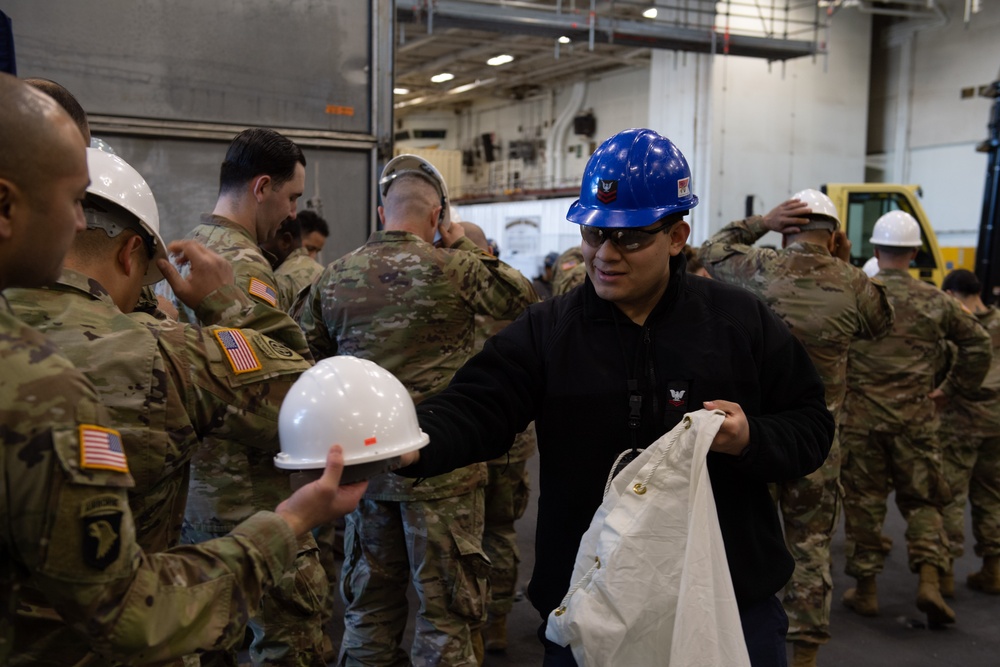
(916, 563, 956, 626)
(842, 575, 878, 616)
(940, 561, 955, 598)
(967, 555, 1000, 594)
(792, 642, 819, 667)
(470, 630, 485, 666)
(483, 614, 508, 653)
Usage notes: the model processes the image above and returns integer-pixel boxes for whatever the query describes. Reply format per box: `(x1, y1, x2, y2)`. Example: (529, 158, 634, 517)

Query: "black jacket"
(406, 253, 834, 618)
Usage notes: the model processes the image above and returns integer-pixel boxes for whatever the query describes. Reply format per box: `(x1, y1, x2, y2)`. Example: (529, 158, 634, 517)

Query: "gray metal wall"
(5, 0, 392, 264)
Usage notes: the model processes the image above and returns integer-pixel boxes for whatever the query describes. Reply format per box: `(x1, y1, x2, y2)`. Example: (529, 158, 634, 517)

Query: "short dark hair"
(23, 78, 90, 144)
(219, 128, 306, 195)
(276, 215, 303, 240)
(942, 268, 981, 296)
(297, 209, 329, 237)
(874, 245, 915, 259)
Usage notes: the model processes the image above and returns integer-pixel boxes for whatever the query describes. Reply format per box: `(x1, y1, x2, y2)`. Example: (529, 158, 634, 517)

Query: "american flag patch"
(248, 278, 278, 307)
(79, 425, 129, 473)
(214, 328, 262, 374)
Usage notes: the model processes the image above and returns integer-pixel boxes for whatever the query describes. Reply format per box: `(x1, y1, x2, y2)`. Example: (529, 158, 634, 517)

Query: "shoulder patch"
(214, 328, 263, 374)
(259, 336, 297, 360)
(80, 495, 124, 570)
(79, 425, 129, 473)
(248, 277, 279, 307)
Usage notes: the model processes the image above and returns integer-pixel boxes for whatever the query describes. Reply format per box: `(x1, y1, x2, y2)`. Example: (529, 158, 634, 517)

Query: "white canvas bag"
(546, 409, 751, 666)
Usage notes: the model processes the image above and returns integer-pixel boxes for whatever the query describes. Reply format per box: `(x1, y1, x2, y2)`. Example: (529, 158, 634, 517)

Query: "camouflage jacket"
(298, 231, 537, 500)
(0, 300, 297, 666)
(475, 315, 538, 464)
(842, 269, 992, 432)
(274, 246, 323, 311)
(552, 245, 586, 296)
(940, 306, 1000, 437)
(181, 214, 310, 358)
(701, 216, 895, 420)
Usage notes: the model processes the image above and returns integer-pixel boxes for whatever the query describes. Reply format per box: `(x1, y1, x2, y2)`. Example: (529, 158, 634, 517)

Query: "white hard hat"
(790, 188, 840, 231)
(379, 154, 451, 227)
(862, 256, 880, 278)
(869, 210, 922, 248)
(275, 357, 429, 478)
(85, 148, 167, 284)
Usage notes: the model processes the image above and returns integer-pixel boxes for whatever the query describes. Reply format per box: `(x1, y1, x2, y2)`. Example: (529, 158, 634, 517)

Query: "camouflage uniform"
(0, 300, 299, 667)
(939, 306, 1000, 560)
(474, 316, 537, 620)
(274, 246, 324, 312)
(841, 269, 992, 580)
(551, 246, 585, 296)
(297, 230, 536, 666)
(701, 216, 894, 646)
(5, 269, 313, 665)
(178, 215, 323, 667)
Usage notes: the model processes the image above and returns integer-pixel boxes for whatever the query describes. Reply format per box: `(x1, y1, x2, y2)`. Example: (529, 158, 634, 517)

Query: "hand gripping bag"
(546, 409, 751, 666)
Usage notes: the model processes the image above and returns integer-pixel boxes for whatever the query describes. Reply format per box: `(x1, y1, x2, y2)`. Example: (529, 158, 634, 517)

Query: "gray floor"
(326, 453, 1000, 666)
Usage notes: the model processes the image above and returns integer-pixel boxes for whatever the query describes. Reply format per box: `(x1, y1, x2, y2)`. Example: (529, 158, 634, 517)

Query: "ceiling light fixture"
(643, 7, 658, 18)
(558, 36, 571, 44)
(393, 87, 410, 95)
(487, 54, 514, 66)
(430, 72, 454, 83)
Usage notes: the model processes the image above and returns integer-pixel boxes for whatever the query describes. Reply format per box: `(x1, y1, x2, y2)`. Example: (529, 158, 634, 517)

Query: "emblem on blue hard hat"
(597, 179, 618, 204)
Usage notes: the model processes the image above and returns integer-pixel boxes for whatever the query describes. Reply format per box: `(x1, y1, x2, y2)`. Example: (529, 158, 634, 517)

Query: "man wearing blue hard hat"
(398, 128, 833, 666)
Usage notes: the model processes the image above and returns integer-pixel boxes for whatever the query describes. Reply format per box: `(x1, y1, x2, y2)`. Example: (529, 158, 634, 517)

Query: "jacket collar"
(52, 268, 116, 305)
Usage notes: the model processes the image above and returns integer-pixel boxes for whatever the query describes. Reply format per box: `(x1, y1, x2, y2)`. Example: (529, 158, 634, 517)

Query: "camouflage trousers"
(339, 490, 489, 667)
(483, 459, 531, 617)
(841, 427, 951, 578)
(183, 530, 328, 667)
(776, 435, 841, 646)
(940, 430, 1000, 559)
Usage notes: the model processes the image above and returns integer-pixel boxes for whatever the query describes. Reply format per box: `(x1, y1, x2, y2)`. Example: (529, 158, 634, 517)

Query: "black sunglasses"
(580, 218, 677, 253)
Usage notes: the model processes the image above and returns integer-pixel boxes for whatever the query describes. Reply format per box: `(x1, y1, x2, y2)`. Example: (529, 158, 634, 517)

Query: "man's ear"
(668, 220, 691, 255)
(118, 234, 147, 279)
(252, 175, 272, 202)
(0, 179, 20, 241)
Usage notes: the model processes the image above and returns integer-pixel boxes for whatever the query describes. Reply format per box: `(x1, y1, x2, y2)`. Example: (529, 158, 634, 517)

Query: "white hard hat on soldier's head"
(870, 210, 922, 248)
(84, 147, 167, 285)
(790, 188, 840, 231)
(379, 154, 451, 227)
(276, 357, 429, 481)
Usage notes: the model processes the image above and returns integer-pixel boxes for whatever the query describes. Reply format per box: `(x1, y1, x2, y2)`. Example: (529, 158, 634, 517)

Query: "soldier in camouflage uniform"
(297, 161, 537, 666)
(937, 269, 1000, 595)
(0, 73, 365, 667)
(700, 191, 894, 667)
(174, 129, 328, 667)
(551, 244, 586, 296)
(462, 222, 540, 653)
(259, 215, 324, 310)
(5, 148, 319, 665)
(839, 211, 992, 628)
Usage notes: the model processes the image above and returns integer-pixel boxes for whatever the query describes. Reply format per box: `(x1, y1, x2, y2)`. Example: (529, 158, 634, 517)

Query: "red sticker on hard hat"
(597, 179, 618, 204)
(677, 177, 690, 198)
(364, 437, 377, 446)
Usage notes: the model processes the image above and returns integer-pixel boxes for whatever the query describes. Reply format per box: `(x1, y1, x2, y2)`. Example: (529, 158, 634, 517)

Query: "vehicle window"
(845, 192, 936, 269)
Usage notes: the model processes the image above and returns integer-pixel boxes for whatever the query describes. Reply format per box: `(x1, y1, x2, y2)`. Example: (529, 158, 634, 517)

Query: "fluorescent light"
(487, 54, 514, 66)
(430, 72, 454, 83)
(643, 7, 658, 18)
(558, 36, 571, 44)
(393, 87, 410, 95)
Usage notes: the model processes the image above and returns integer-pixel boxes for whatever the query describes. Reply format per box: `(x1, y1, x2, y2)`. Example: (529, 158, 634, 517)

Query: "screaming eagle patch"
(81, 495, 124, 570)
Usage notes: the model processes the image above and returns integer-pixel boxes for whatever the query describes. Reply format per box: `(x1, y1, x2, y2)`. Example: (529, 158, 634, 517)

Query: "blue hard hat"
(544, 251, 559, 268)
(566, 128, 699, 229)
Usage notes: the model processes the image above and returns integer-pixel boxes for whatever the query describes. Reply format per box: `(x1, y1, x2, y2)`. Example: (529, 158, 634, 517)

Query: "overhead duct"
(547, 81, 587, 189)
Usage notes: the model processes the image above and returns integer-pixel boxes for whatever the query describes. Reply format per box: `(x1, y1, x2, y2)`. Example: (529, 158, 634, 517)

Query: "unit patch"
(248, 277, 278, 307)
(79, 425, 129, 473)
(81, 495, 124, 570)
(259, 337, 296, 360)
(214, 328, 263, 374)
(597, 179, 618, 204)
